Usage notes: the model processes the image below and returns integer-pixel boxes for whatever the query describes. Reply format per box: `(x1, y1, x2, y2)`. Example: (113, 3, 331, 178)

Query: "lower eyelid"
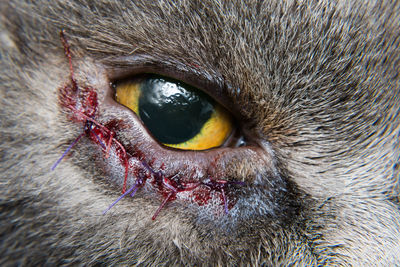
(54, 33, 271, 221)
(102, 95, 266, 182)
(101, 65, 267, 180)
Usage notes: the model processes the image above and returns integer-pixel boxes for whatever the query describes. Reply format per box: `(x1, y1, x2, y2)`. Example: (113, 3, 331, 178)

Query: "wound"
(54, 30, 245, 220)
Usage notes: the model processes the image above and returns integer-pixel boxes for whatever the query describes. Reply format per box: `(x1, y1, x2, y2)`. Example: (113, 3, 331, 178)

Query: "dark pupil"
(138, 77, 214, 144)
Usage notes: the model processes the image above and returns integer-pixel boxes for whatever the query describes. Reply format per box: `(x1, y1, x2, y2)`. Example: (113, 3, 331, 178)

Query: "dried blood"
(55, 30, 242, 219)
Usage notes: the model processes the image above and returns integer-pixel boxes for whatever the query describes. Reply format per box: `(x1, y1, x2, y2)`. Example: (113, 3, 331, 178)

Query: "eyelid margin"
(113, 75, 235, 151)
(102, 54, 242, 119)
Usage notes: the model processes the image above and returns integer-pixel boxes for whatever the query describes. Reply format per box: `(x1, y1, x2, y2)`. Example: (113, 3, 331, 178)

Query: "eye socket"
(114, 75, 234, 150)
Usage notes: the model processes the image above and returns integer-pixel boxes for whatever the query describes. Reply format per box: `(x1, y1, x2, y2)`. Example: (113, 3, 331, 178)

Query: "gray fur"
(1, 0, 399, 265)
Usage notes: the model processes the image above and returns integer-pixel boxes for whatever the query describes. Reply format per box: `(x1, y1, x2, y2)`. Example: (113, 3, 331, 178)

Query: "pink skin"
(54, 30, 249, 219)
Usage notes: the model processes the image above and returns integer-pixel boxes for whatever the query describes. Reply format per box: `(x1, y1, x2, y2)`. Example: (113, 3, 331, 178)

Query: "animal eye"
(114, 75, 234, 150)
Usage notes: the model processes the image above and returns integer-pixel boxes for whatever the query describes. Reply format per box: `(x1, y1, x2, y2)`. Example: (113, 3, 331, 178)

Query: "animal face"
(1, 0, 399, 265)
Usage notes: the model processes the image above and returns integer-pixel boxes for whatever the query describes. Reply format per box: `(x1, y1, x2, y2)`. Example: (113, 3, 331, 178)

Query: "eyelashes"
(113, 74, 235, 150)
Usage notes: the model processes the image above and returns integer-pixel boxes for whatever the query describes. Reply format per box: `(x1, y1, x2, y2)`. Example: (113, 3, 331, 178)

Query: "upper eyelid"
(102, 54, 241, 117)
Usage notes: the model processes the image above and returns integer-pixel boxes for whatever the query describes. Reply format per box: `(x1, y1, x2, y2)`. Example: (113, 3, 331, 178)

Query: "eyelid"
(103, 54, 241, 118)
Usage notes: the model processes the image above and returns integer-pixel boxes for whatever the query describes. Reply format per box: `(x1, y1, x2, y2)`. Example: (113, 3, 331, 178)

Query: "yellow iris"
(115, 77, 234, 151)
(115, 82, 140, 114)
(166, 104, 233, 150)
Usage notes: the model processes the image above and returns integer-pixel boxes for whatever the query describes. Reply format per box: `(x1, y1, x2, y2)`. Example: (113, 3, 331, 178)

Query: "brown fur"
(1, 0, 399, 265)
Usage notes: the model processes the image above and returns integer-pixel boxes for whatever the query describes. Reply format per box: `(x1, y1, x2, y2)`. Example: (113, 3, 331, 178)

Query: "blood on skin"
(55, 30, 243, 220)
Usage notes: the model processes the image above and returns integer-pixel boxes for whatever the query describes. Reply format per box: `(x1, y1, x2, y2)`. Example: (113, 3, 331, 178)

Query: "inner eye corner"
(110, 72, 247, 151)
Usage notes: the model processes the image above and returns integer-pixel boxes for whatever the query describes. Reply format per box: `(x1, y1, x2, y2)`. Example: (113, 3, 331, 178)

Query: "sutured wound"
(53, 30, 244, 220)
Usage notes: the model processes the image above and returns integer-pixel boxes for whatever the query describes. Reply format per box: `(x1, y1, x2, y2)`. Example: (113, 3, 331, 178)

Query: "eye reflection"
(114, 75, 234, 150)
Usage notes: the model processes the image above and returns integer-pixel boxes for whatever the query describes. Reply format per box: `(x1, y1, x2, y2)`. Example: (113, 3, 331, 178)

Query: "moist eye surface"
(139, 77, 213, 144)
(115, 75, 234, 150)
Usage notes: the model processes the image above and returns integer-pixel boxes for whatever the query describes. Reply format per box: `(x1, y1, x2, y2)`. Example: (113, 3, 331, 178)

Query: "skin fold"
(0, 0, 399, 265)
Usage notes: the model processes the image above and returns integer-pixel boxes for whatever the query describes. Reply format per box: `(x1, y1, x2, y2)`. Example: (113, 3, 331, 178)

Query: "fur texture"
(1, 0, 399, 265)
